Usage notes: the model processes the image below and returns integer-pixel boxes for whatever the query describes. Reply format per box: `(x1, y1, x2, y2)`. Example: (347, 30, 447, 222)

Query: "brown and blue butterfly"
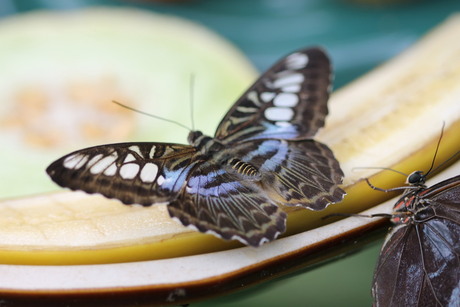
(47, 47, 345, 247)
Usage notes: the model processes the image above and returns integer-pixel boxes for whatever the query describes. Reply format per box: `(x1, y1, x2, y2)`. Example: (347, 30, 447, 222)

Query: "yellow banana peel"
(1, 13, 460, 266)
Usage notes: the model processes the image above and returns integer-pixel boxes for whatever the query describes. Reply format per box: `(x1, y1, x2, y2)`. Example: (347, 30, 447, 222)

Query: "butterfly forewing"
(215, 48, 331, 143)
(372, 175, 460, 306)
(46, 143, 199, 205)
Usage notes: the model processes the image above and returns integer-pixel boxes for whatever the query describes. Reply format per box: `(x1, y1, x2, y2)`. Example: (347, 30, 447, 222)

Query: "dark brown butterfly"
(370, 167, 460, 306)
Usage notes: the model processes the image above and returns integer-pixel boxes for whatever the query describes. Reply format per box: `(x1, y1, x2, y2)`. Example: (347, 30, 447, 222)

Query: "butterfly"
(46, 47, 346, 247)
(370, 169, 460, 306)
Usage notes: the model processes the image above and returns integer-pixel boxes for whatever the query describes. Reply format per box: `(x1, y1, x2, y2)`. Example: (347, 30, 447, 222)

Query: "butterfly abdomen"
(227, 158, 260, 179)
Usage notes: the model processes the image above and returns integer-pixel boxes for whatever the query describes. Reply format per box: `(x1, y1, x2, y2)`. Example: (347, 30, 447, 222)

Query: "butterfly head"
(187, 130, 204, 146)
(188, 130, 226, 154)
(406, 171, 426, 186)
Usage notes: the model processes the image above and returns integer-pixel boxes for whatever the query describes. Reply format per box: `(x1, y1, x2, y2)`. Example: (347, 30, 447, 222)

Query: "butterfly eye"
(406, 171, 426, 185)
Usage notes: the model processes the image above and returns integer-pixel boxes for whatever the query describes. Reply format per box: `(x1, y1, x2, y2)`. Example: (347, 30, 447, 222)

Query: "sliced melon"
(0, 7, 257, 199)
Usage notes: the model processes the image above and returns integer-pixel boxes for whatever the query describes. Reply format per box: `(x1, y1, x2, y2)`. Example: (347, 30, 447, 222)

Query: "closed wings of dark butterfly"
(371, 170, 460, 306)
(47, 47, 345, 247)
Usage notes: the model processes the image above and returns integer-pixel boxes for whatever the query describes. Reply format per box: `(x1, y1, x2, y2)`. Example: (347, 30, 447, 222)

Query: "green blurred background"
(1, 0, 459, 305)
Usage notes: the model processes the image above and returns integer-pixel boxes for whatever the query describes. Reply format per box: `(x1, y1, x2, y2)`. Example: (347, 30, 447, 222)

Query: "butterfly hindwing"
(261, 140, 345, 210)
(165, 138, 344, 246)
(215, 47, 331, 143)
(223, 139, 345, 211)
(168, 165, 286, 246)
(46, 143, 199, 205)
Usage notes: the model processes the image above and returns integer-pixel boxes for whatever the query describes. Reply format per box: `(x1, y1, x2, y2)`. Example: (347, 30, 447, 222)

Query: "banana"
(1, 13, 460, 267)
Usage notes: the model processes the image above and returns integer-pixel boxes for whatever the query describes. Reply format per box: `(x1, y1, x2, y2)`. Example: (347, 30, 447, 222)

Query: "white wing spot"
(275, 121, 292, 127)
(149, 145, 156, 159)
(129, 145, 142, 157)
(247, 91, 262, 106)
(119, 163, 140, 179)
(63, 154, 84, 169)
(261, 92, 275, 103)
(273, 73, 304, 89)
(87, 154, 103, 168)
(264, 107, 294, 121)
(103, 164, 117, 176)
(273, 93, 298, 107)
(286, 53, 309, 70)
(157, 175, 165, 186)
(140, 163, 159, 183)
(91, 154, 118, 175)
(282, 84, 301, 93)
(74, 155, 89, 169)
(124, 153, 136, 163)
(236, 106, 258, 113)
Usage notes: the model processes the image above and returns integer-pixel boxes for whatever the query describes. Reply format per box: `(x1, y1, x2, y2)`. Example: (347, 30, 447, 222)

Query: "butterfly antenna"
(323, 212, 393, 220)
(429, 150, 460, 176)
(112, 100, 191, 131)
(189, 74, 196, 131)
(352, 166, 408, 178)
(425, 122, 445, 177)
